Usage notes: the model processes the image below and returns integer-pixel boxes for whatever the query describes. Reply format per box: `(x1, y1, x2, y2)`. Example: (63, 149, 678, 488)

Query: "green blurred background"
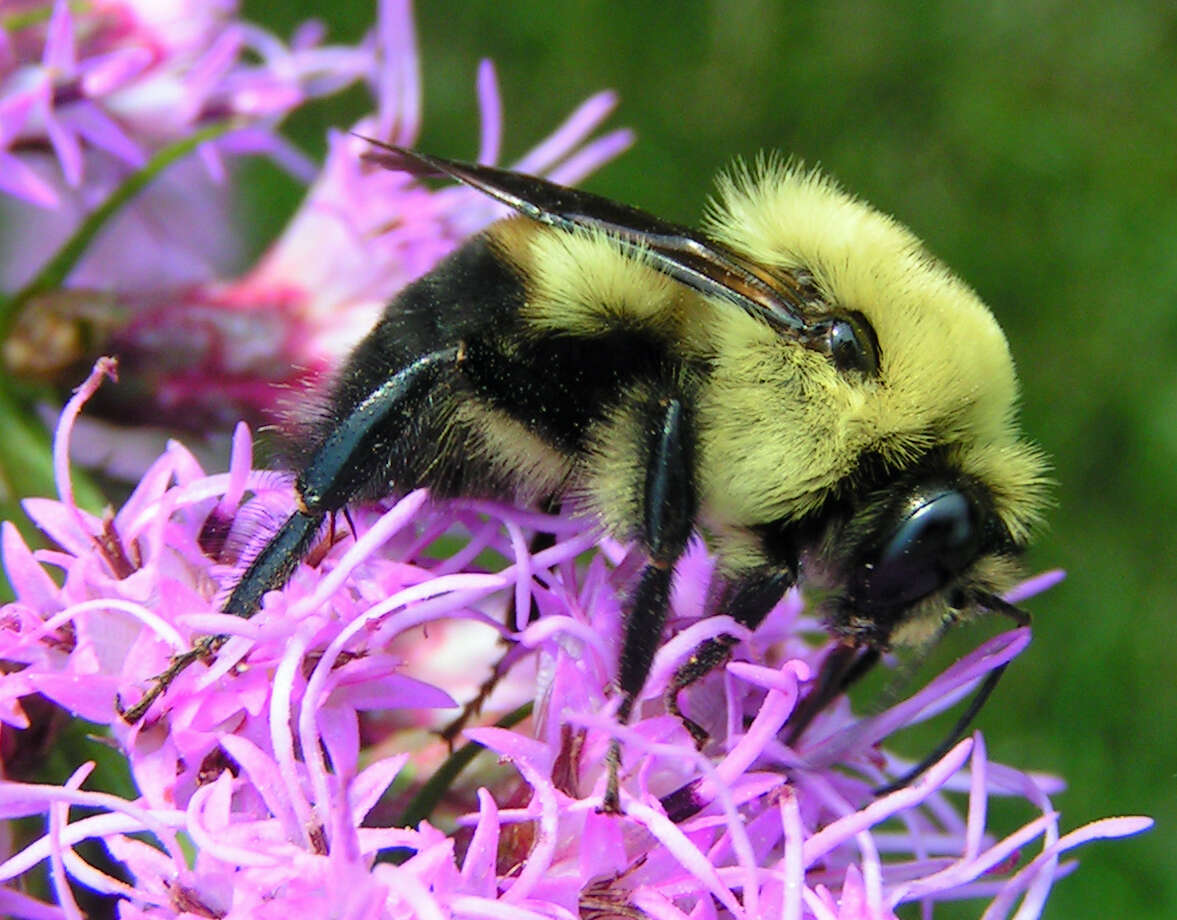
(245, 1, 1172, 917)
(11, 0, 1169, 916)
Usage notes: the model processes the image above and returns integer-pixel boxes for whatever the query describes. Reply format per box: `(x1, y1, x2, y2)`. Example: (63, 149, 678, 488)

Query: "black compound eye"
(853, 489, 984, 615)
(826, 312, 879, 376)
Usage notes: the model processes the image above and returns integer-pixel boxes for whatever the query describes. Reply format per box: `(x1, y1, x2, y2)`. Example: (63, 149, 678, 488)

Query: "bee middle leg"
(602, 395, 696, 813)
(783, 643, 880, 746)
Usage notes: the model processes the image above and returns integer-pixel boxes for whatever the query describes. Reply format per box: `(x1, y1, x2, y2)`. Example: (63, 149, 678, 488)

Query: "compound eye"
(855, 489, 984, 615)
(827, 312, 879, 376)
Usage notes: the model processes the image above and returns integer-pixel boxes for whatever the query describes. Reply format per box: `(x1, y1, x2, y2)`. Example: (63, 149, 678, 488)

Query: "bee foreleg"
(870, 594, 1027, 794)
(603, 395, 695, 813)
(872, 658, 1010, 795)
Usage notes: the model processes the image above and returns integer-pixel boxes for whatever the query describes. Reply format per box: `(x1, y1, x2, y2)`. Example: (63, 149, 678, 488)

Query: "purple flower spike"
(0, 358, 1157, 916)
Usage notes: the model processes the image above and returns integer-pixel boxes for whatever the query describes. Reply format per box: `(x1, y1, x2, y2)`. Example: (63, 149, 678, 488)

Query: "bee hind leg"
(119, 347, 463, 724)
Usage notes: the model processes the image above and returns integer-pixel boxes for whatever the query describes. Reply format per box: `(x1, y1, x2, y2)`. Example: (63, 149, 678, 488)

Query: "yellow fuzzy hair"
(695, 158, 1049, 540)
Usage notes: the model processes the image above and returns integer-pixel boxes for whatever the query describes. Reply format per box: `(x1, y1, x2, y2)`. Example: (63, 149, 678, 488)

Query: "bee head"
(815, 464, 1028, 649)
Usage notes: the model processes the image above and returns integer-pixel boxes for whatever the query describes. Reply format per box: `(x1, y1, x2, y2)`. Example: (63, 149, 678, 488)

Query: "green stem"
(0, 120, 238, 342)
(396, 701, 533, 832)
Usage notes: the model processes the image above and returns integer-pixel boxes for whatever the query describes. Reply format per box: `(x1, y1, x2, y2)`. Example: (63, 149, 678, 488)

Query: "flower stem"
(381, 700, 533, 865)
(0, 121, 239, 343)
(397, 700, 533, 831)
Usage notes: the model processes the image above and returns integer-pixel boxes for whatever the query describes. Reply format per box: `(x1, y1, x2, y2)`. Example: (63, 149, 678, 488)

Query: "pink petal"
(80, 48, 155, 97)
(0, 153, 61, 208)
(218, 735, 303, 840)
(44, 114, 84, 187)
(66, 101, 146, 167)
(43, 0, 77, 74)
(1, 523, 62, 609)
(460, 789, 500, 894)
(475, 59, 502, 165)
(349, 754, 410, 825)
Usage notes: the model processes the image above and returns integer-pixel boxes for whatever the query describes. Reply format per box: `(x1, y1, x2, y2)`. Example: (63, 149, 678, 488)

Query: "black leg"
(120, 347, 461, 723)
(659, 638, 874, 824)
(614, 564, 675, 724)
(873, 660, 1010, 795)
(296, 347, 460, 513)
(872, 593, 1030, 793)
(602, 396, 695, 812)
(783, 643, 879, 746)
(223, 510, 323, 617)
(664, 569, 794, 747)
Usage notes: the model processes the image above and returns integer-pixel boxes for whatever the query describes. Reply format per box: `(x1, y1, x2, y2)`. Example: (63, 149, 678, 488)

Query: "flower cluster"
(0, 0, 380, 300)
(0, 359, 1151, 919)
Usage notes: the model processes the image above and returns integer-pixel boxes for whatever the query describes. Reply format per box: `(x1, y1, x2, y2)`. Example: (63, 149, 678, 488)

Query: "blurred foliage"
(256, 1, 1175, 917)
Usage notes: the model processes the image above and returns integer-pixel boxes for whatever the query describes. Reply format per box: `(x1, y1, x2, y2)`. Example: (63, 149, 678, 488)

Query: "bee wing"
(359, 138, 816, 337)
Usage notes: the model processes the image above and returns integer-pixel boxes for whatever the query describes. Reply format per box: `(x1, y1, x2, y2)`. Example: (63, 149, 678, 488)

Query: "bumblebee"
(124, 142, 1049, 809)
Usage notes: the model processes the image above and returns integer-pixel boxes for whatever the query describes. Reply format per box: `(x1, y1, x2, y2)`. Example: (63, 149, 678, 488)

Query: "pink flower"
(0, 4, 1152, 916)
(0, 358, 1151, 918)
(87, 75, 631, 435)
